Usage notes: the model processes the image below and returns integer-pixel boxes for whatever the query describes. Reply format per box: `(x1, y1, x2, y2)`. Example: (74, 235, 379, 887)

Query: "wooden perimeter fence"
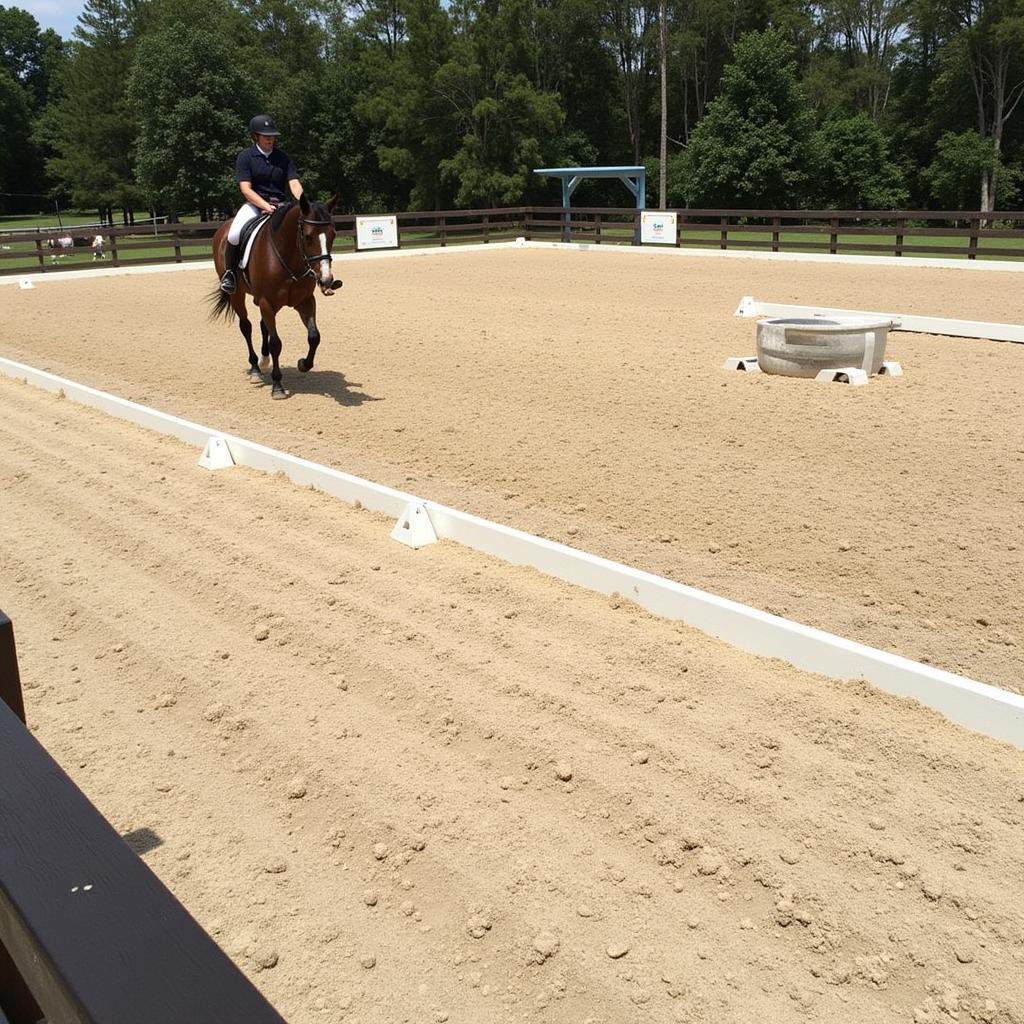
(2, 207, 1023, 274)
(0, 611, 288, 1024)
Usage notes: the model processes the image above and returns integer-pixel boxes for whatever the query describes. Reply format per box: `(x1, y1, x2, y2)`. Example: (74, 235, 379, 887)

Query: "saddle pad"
(239, 215, 271, 270)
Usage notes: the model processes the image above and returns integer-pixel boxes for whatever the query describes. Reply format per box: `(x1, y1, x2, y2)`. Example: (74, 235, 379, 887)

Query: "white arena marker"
(19, 278, 34, 290)
(815, 367, 868, 386)
(879, 360, 903, 377)
(391, 502, 438, 549)
(723, 356, 761, 373)
(198, 436, 235, 470)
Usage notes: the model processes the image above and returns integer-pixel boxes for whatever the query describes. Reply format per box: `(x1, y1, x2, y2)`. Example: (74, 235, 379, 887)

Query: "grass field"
(2, 220, 1022, 271)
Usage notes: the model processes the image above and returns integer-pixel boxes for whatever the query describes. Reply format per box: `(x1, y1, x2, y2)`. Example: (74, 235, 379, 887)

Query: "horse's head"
(298, 193, 341, 294)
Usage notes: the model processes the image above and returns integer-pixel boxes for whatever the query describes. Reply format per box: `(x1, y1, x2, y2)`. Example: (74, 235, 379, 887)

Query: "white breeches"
(228, 202, 262, 245)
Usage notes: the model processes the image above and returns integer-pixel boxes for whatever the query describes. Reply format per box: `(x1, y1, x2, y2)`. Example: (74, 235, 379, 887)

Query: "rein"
(265, 206, 334, 283)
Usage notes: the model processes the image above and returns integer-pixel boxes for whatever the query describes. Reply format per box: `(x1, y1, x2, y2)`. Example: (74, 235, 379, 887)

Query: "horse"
(208, 193, 342, 399)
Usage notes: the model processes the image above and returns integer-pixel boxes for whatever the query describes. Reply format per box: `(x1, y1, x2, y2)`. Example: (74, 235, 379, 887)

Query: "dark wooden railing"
(524, 207, 1024, 258)
(2, 206, 1022, 275)
(0, 611, 289, 1024)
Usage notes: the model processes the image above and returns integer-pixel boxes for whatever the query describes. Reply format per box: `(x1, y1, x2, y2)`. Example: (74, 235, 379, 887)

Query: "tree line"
(1, 0, 1021, 223)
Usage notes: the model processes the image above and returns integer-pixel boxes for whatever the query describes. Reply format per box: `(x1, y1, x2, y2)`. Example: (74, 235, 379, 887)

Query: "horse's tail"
(207, 285, 236, 322)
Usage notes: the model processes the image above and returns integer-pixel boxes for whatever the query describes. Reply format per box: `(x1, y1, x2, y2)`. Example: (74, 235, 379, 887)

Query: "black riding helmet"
(249, 114, 280, 136)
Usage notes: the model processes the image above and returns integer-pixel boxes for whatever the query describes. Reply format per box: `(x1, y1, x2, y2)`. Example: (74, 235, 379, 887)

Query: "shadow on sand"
(252, 367, 382, 406)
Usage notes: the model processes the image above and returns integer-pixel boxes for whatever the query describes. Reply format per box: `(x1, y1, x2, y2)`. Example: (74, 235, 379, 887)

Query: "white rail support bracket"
(879, 360, 903, 377)
(391, 502, 438, 549)
(734, 295, 757, 316)
(815, 367, 869, 386)
(723, 356, 761, 372)
(18, 278, 34, 290)
(198, 435, 235, 470)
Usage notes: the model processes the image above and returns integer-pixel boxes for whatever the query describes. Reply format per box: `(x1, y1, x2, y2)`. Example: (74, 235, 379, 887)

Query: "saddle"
(237, 213, 272, 271)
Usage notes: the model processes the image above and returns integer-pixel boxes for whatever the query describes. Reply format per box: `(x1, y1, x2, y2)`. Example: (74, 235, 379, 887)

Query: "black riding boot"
(220, 242, 239, 294)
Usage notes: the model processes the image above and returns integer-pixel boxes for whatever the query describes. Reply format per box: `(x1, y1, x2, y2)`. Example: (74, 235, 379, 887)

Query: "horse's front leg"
(259, 302, 288, 400)
(296, 295, 320, 373)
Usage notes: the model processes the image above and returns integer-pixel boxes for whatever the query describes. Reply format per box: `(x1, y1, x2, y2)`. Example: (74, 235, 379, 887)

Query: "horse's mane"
(269, 200, 297, 232)
(269, 198, 332, 230)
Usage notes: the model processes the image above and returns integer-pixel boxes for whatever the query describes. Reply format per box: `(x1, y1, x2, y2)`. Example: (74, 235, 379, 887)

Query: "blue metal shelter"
(534, 166, 647, 242)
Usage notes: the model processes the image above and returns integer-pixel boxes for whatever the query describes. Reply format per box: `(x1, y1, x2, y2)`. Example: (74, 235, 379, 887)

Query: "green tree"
(678, 28, 813, 207)
(602, 0, 655, 162)
(126, 10, 255, 218)
(0, 8, 64, 209)
(435, 0, 567, 206)
(924, 127, 1018, 207)
(0, 5, 63, 104)
(437, 68, 565, 206)
(529, 0, 619, 167)
(809, 111, 909, 207)
(915, 0, 1024, 210)
(359, 0, 460, 208)
(44, 0, 145, 222)
(812, 0, 911, 117)
(0, 64, 32, 201)
(671, 0, 767, 145)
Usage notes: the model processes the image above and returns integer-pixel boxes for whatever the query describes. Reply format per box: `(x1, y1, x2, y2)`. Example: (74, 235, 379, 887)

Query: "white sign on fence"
(356, 215, 399, 251)
(640, 211, 677, 245)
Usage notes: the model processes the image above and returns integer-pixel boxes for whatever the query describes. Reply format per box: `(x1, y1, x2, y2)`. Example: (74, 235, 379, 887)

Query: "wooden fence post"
(968, 217, 979, 260)
(110, 230, 119, 267)
(772, 216, 781, 253)
(719, 216, 729, 250)
(34, 236, 45, 271)
(895, 217, 905, 257)
(829, 217, 839, 254)
(0, 611, 25, 725)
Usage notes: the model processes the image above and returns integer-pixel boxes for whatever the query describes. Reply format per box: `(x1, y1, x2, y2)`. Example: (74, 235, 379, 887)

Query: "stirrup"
(219, 270, 236, 295)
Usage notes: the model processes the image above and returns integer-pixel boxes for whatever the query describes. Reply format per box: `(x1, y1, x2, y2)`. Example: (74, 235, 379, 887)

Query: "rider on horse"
(219, 114, 305, 295)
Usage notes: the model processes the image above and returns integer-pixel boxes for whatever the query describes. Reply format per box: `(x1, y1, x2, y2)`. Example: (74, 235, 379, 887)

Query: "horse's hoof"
(271, 385, 289, 400)
(297, 358, 310, 373)
(259, 356, 271, 372)
(247, 368, 264, 383)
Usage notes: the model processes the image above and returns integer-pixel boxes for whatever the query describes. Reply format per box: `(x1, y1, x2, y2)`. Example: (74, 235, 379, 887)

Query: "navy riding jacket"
(235, 145, 299, 203)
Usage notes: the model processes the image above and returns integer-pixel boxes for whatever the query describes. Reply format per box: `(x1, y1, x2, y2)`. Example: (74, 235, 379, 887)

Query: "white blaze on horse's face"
(317, 232, 331, 284)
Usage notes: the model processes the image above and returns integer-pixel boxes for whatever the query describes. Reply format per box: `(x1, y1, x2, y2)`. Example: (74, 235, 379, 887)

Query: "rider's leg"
(219, 242, 240, 294)
(220, 203, 260, 294)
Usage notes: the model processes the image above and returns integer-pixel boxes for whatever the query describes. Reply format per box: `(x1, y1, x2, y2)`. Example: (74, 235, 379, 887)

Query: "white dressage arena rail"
(735, 296, 1024, 344)
(2, 354, 1023, 750)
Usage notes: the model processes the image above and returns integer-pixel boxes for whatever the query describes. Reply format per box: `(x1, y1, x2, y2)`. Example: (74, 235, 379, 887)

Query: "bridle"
(266, 205, 335, 286)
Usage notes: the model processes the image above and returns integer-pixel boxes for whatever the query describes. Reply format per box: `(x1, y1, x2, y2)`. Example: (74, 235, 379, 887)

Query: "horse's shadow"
(272, 368, 382, 407)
